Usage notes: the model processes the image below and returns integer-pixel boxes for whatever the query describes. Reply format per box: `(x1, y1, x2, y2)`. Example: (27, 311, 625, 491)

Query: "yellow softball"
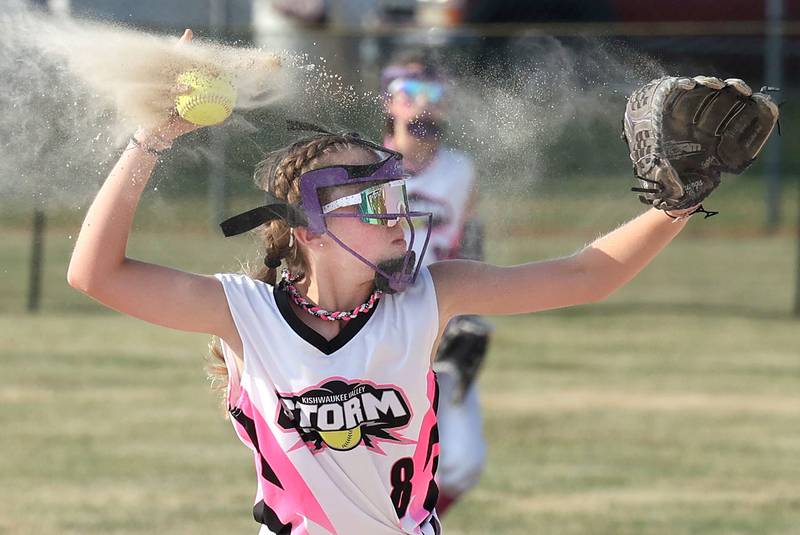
(319, 427, 362, 451)
(175, 69, 237, 126)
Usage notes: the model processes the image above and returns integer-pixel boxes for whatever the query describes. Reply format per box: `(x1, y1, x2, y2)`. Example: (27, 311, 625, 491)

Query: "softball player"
(67, 29, 708, 535)
(382, 52, 489, 514)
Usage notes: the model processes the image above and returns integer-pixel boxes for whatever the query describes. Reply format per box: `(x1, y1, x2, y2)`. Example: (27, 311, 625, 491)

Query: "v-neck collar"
(272, 285, 380, 355)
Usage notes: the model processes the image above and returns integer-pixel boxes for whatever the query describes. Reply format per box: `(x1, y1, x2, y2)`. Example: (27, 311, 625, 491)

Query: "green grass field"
(2, 183, 800, 534)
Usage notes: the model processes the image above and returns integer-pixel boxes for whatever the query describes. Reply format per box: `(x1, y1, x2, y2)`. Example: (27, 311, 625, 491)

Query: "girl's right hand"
(69, 24, 241, 355)
(134, 29, 204, 151)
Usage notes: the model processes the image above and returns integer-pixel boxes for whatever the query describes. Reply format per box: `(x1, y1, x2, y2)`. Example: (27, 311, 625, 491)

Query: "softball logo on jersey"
(277, 379, 414, 453)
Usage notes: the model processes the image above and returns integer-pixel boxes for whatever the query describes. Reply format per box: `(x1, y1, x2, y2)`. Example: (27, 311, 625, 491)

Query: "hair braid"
(253, 134, 353, 285)
(208, 132, 365, 400)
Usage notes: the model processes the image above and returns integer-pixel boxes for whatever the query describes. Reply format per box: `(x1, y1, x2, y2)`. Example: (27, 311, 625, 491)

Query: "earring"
(319, 243, 324, 248)
(288, 229, 294, 248)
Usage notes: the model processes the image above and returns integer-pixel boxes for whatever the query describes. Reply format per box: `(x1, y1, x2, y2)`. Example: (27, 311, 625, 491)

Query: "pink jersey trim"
(405, 369, 441, 527)
(235, 389, 337, 534)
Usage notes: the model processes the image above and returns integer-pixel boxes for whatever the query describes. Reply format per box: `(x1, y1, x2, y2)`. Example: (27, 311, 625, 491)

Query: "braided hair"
(258, 132, 370, 283)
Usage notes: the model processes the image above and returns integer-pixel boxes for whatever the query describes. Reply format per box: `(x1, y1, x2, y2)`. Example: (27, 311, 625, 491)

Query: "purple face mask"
(220, 135, 433, 293)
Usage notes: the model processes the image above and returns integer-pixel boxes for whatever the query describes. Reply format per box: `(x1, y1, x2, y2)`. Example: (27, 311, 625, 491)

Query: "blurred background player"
(382, 51, 492, 515)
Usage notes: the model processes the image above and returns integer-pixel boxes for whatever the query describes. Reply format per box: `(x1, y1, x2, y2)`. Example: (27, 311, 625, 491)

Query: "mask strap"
(219, 192, 308, 237)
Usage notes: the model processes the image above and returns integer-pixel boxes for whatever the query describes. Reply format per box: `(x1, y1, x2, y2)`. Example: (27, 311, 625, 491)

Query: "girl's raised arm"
(431, 207, 691, 321)
(67, 30, 240, 352)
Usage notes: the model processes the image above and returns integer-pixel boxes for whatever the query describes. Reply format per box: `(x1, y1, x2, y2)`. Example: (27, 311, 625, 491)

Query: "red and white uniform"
(215, 268, 442, 535)
(404, 146, 487, 500)
(405, 148, 475, 266)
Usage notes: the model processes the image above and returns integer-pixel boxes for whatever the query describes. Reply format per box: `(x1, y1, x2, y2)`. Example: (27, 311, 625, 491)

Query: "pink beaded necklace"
(279, 270, 382, 322)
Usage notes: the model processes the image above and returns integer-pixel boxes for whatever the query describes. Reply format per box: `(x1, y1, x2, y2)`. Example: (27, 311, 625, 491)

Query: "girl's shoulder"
(382, 266, 438, 319)
(214, 273, 275, 306)
(380, 266, 440, 341)
(215, 271, 273, 288)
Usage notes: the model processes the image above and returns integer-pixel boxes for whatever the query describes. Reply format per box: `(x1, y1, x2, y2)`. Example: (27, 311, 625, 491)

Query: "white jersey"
(405, 148, 476, 266)
(215, 269, 443, 535)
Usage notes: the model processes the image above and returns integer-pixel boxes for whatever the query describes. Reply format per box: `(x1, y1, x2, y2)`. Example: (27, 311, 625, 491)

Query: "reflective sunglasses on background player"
(387, 78, 444, 104)
(321, 179, 409, 227)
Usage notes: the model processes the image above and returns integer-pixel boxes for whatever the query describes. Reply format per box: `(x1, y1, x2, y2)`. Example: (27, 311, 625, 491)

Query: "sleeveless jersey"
(404, 148, 476, 266)
(215, 268, 442, 535)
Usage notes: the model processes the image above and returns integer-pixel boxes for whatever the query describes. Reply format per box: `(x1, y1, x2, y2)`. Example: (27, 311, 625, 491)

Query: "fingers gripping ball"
(622, 76, 779, 213)
(175, 69, 237, 126)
